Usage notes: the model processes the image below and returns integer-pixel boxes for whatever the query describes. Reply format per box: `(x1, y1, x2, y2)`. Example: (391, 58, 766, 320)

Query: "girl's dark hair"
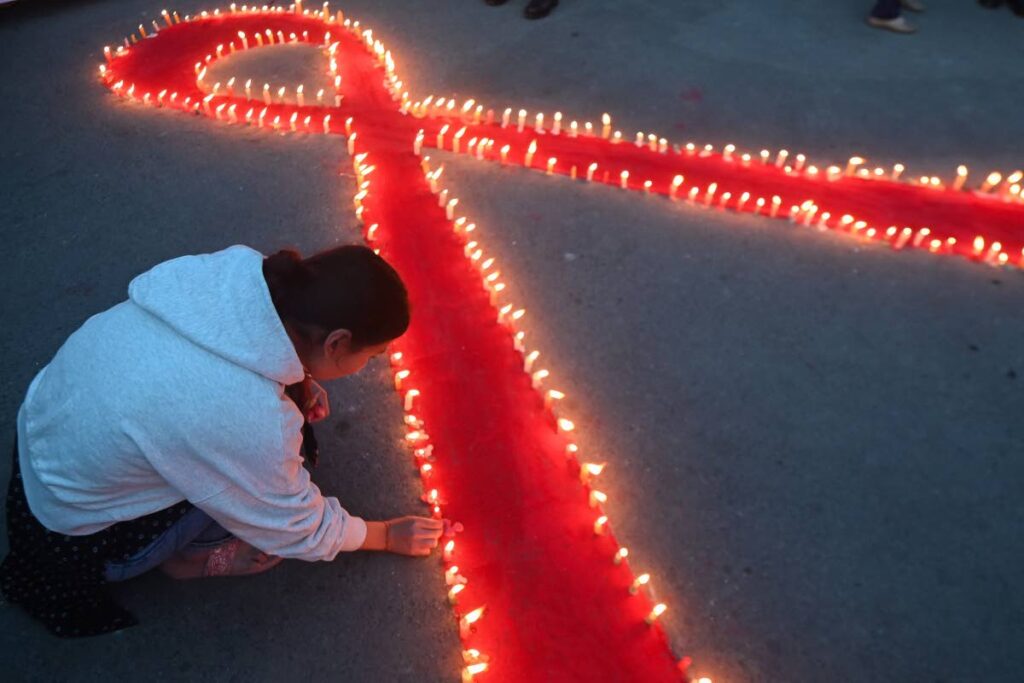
(263, 245, 410, 350)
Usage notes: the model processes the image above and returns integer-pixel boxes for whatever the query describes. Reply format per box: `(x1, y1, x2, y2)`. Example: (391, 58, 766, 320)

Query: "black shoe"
(524, 0, 559, 19)
(1008, 0, 1024, 15)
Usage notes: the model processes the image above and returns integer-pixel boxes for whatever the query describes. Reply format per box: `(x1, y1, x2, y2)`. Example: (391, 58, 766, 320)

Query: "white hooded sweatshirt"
(15, 245, 367, 560)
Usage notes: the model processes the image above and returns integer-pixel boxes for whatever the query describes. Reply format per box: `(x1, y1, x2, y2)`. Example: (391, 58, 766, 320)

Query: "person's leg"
(104, 507, 225, 582)
(524, 0, 558, 19)
(870, 0, 902, 19)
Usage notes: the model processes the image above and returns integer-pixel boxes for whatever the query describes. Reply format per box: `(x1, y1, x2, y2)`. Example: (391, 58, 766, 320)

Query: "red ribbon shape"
(100, 6, 1023, 682)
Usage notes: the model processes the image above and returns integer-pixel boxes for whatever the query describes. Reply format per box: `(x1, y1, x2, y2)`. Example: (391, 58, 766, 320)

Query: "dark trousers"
(871, 0, 901, 19)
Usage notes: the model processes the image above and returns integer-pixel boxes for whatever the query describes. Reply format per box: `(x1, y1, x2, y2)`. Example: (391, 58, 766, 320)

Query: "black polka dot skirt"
(1, 440, 193, 638)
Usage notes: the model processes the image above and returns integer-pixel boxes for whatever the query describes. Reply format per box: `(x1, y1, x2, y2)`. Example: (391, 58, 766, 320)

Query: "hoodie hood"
(128, 245, 305, 386)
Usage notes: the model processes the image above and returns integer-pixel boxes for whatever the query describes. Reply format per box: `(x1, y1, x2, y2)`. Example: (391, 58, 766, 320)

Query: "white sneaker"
(867, 15, 917, 33)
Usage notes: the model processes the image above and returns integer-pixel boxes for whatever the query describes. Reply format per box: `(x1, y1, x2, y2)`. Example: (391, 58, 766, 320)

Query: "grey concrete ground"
(1, 1, 1022, 681)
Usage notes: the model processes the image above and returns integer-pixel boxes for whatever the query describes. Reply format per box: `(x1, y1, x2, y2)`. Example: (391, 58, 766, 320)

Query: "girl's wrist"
(360, 521, 389, 551)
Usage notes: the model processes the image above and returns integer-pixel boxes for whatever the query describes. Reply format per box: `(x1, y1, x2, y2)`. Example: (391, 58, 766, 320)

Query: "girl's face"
(307, 329, 389, 381)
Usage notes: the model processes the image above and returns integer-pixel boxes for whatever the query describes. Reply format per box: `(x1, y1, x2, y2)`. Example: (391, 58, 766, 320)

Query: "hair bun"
(264, 249, 308, 287)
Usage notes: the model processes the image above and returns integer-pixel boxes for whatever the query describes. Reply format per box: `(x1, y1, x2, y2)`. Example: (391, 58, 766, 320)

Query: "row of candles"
(338, 15, 701, 679)
(345, 126, 494, 683)
(413, 118, 1023, 269)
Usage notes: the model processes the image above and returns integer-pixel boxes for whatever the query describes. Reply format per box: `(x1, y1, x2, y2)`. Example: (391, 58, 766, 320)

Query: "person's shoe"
(901, 0, 926, 11)
(1008, 0, 1024, 16)
(867, 14, 917, 33)
(524, 0, 558, 19)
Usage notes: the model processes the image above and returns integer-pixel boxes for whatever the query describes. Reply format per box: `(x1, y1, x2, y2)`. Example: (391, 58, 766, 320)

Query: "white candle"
(501, 108, 511, 128)
(262, 83, 271, 105)
(436, 124, 449, 149)
(517, 109, 527, 133)
(446, 198, 458, 220)
(414, 130, 424, 155)
(586, 163, 598, 182)
(404, 389, 420, 412)
(500, 144, 510, 165)
(535, 112, 545, 133)
(981, 172, 1001, 192)
(552, 112, 562, 135)
(546, 157, 557, 175)
(759, 149, 770, 165)
(629, 573, 650, 595)
(613, 547, 628, 565)
(645, 604, 667, 625)
(296, 84, 304, 106)
(770, 196, 781, 217)
(459, 607, 485, 639)
(775, 149, 789, 168)
(593, 515, 608, 535)
(619, 170, 629, 189)
(524, 140, 537, 167)
(845, 156, 864, 177)
(601, 113, 611, 139)
(569, 120, 578, 137)
(452, 127, 466, 153)
(670, 175, 684, 199)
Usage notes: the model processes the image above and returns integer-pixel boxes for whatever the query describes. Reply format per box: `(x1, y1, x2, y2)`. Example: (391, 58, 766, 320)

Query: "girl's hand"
(385, 516, 444, 556)
(305, 379, 330, 423)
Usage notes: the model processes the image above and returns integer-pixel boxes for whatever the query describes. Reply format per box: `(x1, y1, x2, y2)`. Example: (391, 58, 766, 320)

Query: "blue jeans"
(871, 0, 901, 19)
(104, 506, 232, 582)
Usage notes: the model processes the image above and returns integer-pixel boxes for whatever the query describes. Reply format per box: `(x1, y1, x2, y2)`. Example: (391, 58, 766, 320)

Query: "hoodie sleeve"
(146, 391, 367, 562)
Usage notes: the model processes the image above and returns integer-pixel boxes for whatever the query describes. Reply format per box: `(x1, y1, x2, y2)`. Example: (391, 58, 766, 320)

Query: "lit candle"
(589, 490, 608, 508)
(586, 163, 598, 182)
(613, 547, 628, 565)
(845, 156, 864, 177)
(723, 144, 735, 162)
(718, 191, 732, 209)
(524, 140, 537, 167)
(894, 227, 913, 250)
(612, 131, 622, 145)
(892, 163, 905, 180)
(501, 107, 511, 128)
(531, 369, 549, 389)
(594, 515, 609, 535)
(546, 157, 557, 175)
(500, 144, 510, 165)
(687, 187, 700, 203)
(619, 170, 629, 189)
(569, 120, 578, 137)
(443, 540, 455, 562)
(414, 129, 424, 155)
(289, 112, 298, 132)
(584, 121, 593, 136)
(403, 389, 420, 412)
(277, 85, 286, 103)
(737, 192, 750, 212)
(524, 350, 540, 373)
(794, 153, 806, 171)
(347, 132, 357, 155)
(462, 663, 489, 683)
(670, 175, 684, 200)
(296, 84, 305, 106)
(448, 583, 465, 605)
(557, 418, 575, 433)
(981, 172, 1001, 192)
(580, 462, 605, 483)
(647, 134, 658, 152)
(534, 113, 545, 133)
(643, 180, 653, 194)
(645, 604, 667, 625)
(770, 196, 782, 217)
(345, 117, 353, 135)
(262, 83, 271, 105)
(601, 113, 611, 139)
(517, 109, 527, 133)
(741, 153, 751, 166)
(553, 112, 562, 135)
(544, 389, 565, 410)
(394, 369, 410, 391)
(629, 573, 650, 595)
(759, 149, 770, 165)
(704, 183, 717, 206)
(912, 227, 931, 248)
(436, 124, 450, 149)
(775, 149, 789, 168)
(459, 607, 486, 639)
(162, 9, 173, 27)
(452, 127, 466, 153)
(446, 198, 459, 220)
